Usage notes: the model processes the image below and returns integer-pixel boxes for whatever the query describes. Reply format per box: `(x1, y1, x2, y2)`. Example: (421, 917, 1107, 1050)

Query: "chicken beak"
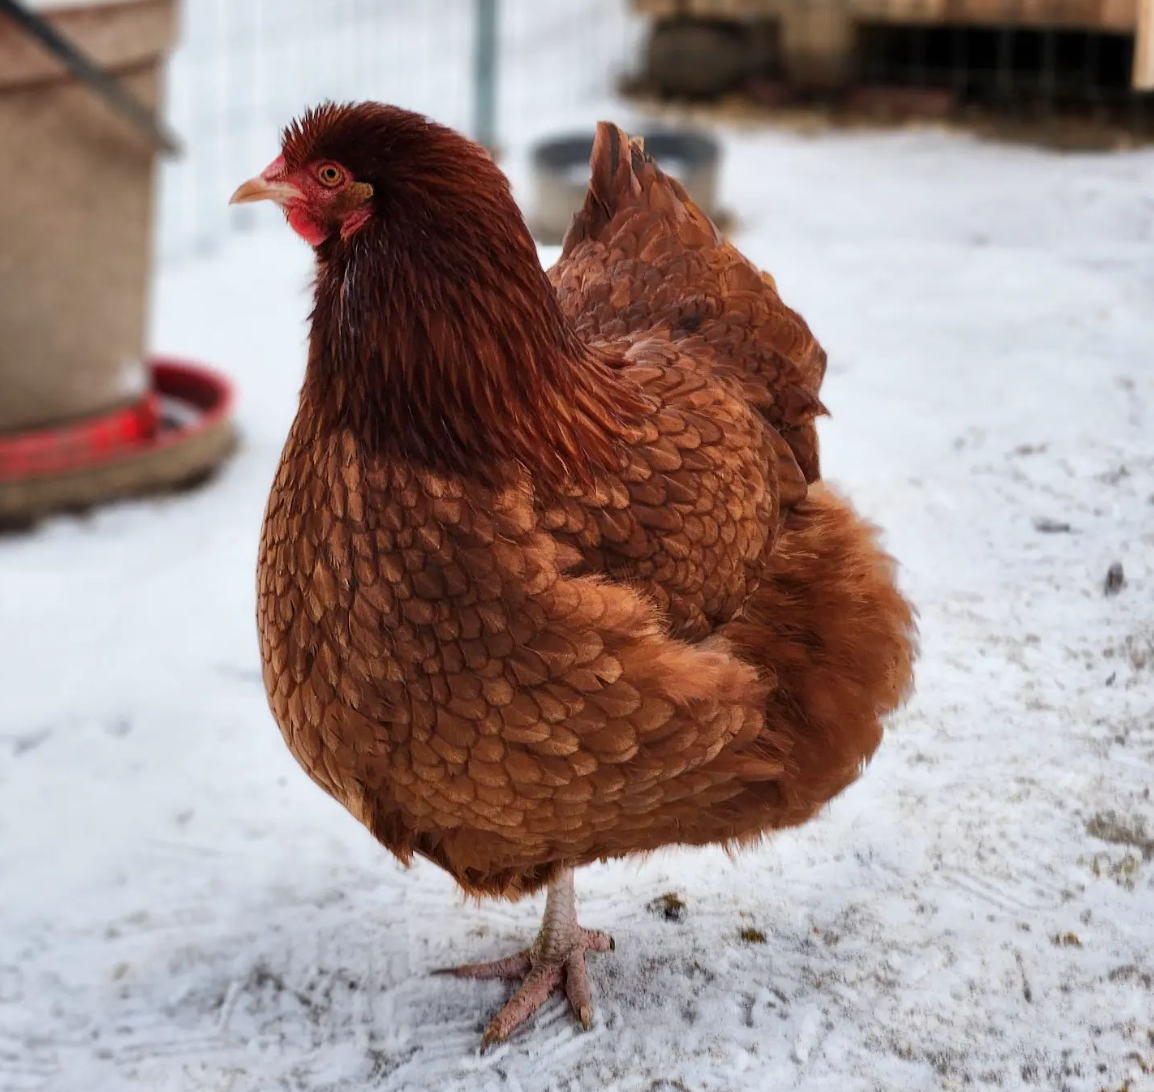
(229, 175, 300, 207)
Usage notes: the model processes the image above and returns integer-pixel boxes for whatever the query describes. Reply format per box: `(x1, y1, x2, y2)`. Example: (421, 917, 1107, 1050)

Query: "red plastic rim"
(0, 357, 236, 483)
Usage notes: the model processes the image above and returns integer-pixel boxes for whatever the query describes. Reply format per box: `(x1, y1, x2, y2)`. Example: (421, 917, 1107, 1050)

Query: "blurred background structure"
(8, 0, 1153, 268)
(1, 0, 644, 521)
(635, 0, 1154, 103)
(161, 0, 1154, 259)
(161, 0, 643, 259)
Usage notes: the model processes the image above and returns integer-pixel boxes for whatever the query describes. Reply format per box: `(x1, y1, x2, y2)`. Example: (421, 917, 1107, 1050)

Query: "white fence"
(157, 0, 643, 260)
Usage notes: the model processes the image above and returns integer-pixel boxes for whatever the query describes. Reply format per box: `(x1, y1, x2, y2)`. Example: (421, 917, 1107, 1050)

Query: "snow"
(3, 124, 1154, 1091)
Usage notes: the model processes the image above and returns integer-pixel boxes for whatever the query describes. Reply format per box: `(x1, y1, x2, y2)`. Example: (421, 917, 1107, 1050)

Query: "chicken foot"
(435, 867, 613, 1049)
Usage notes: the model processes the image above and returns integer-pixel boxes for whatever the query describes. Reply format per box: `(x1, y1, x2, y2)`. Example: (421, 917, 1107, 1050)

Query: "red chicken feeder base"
(0, 357, 237, 527)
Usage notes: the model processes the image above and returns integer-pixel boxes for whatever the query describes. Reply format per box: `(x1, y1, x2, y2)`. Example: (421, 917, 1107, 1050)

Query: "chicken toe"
(435, 868, 613, 1048)
(433, 950, 532, 981)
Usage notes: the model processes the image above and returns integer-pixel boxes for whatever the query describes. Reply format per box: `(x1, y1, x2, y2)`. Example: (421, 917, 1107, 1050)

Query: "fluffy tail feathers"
(705, 485, 917, 838)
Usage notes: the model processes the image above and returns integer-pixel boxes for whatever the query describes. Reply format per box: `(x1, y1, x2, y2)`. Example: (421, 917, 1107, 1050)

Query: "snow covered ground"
(3, 121, 1154, 1091)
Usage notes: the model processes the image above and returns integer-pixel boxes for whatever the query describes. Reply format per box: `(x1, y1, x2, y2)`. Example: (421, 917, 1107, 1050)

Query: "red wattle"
(287, 207, 329, 247)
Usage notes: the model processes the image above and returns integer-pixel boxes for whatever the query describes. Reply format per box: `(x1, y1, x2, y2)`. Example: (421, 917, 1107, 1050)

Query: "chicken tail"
(556, 122, 828, 485)
(562, 121, 720, 255)
(707, 485, 917, 835)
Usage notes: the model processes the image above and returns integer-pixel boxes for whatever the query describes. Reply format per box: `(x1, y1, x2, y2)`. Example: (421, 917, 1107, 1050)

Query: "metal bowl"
(530, 128, 721, 245)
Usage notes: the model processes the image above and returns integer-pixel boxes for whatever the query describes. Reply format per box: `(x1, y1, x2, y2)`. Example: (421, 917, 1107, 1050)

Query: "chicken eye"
(317, 163, 344, 188)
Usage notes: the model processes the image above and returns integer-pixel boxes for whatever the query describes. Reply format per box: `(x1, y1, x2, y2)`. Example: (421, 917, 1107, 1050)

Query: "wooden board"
(777, 3, 856, 85)
(632, 0, 1140, 30)
(632, 0, 776, 14)
(838, 0, 1137, 30)
(1135, 0, 1154, 88)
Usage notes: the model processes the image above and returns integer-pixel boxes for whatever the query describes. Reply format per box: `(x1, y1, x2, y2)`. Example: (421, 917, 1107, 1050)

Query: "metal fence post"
(473, 0, 498, 150)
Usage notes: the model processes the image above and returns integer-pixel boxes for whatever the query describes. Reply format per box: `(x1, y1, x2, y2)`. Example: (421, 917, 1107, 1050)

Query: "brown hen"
(232, 103, 915, 1048)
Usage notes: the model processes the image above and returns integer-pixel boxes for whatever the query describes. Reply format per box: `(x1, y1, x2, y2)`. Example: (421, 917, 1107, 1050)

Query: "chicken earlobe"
(434, 867, 613, 1048)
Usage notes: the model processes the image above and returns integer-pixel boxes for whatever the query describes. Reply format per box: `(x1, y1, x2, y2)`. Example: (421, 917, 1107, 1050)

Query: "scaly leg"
(435, 867, 613, 1049)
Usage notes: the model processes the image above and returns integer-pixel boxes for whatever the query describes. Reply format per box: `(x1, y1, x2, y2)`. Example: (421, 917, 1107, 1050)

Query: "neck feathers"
(302, 194, 641, 488)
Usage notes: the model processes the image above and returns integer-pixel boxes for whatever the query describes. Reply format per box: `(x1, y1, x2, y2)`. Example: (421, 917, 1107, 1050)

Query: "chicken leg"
(436, 867, 613, 1049)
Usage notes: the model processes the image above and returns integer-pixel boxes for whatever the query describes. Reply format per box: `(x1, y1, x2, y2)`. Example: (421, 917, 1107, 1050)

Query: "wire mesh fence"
(157, 0, 1152, 260)
(158, 0, 643, 261)
(854, 9, 1152, 115)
